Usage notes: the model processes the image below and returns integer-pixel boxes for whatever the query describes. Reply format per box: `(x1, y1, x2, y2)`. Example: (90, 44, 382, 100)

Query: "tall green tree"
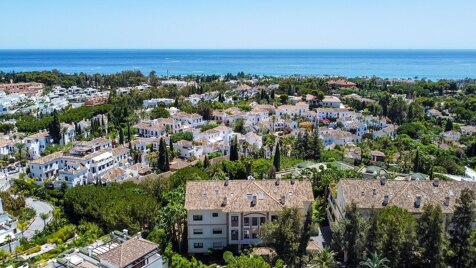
(365, 208, 379, 255)
(298, 206, 313, 265)
(118, 127, 124, 145)
(158, 138, 169, 172)
(260, 207, 302, 265)
(377, 206, 417, 268)
(48, 109, 61, 144)
(450, 189, 476, 268)
(417, 204, 447, 267)
(229, 136, 239, 161)
(273, 142, 281, 171)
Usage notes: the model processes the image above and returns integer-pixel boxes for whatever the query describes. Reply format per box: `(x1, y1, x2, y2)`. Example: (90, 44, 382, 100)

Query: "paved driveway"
(23, 198, 54, 239)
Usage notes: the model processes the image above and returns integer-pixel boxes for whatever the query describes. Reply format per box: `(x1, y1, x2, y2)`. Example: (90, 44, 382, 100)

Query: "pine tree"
(450, 189, 475, 268)
(273, 142, 281, 171)
(48, 109, 61, 144)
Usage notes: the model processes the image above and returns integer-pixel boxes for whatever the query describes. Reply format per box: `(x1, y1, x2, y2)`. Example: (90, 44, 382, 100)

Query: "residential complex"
(185, 178, 314, 253)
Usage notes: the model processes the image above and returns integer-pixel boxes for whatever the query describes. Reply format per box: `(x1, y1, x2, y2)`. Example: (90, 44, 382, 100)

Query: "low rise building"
(328, 179, 476, 225)
(51, 230, 165, 268)
(185, 178, 314, 253)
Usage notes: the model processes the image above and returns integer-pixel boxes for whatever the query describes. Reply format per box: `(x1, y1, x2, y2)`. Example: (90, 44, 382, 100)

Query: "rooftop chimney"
(291, 177, 296, 185)
(372, 188, 377, 195)
(433, 179, 439, 187)
(444, 196, 450, 206)
(137, 232, 142, 239)
(414, 196, 422, 208)
(88, 246, 93, 257)
(123, 229, 128, 237)
(251, 195, 257, 206)
(222, 196, 228, 207)
(224, 178, 229, 186)
(275, 177, 281, 186)
(380, 178, 386, 186)
(382, 194, 389, 206)
(280, 195, 286, 205)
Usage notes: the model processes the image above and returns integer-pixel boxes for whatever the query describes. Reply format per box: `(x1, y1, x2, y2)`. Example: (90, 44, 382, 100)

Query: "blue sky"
(1, 0, 475, 49)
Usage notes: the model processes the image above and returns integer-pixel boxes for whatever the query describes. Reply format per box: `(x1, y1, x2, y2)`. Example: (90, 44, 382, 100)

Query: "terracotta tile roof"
(98, 237, 159, 268)
(337, 179, 476, 214)
(30, 151, 64, 164)
(185, 179, 313, 213)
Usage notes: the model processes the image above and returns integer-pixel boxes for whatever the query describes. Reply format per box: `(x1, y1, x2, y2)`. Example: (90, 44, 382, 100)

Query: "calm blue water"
(1, 49, 476, 80)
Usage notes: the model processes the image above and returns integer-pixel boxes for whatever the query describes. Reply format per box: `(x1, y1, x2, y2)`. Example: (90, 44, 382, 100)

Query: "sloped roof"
(185, 179, 313, 212)
(99, 237, 159, 268)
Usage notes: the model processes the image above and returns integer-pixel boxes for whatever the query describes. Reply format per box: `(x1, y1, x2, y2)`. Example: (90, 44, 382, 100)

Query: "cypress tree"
(311, 129, 321, 161)
(445, 119, 453, 131)
(203, 155, 210, 168)
(48, 109, 61, 144)
(118, 127, 124, 145)
(297, 206, 313, 264)
(413, 147, 421, 172)
(158, 138, 167, 172)
(417, 204, 446, 267)
(450, 189, 475, 268)
(127, 123, 131, 142)
(169, 138, 174, 160)
(273, 142, 281, 171)
(365, 208, 379, 254)
(229, 136, 239, 161)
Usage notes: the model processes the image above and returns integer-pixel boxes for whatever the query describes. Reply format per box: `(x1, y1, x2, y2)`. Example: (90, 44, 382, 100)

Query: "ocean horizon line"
(1, 48, 476, 51)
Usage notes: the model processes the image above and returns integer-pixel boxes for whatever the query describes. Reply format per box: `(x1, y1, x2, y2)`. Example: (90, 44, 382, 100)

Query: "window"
(213, 242, 223, 249)
(244, 217, 250, 226)
(193, 242, 203, 248)
(260, 217, 266, 225)
(212, 228, 222, 234)
(252, 217, 258, 226)
(231, 230, 239, 240)
(231, 216, 239, 227)
(244, 230, 250, 239)
(252, 229, 258, 239)
(212, 212, 218, 217)
(193, 229, 203, 235)
(193, 215, 203, 221)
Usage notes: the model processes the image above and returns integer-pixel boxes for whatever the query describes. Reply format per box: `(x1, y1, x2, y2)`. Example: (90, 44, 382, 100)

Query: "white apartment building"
(143, 98, 175, 108)
(319, 96, 342, 108)
(172, 112, 204, 128)
(185, 178, 314, 253)
(24, 131, 51, 159)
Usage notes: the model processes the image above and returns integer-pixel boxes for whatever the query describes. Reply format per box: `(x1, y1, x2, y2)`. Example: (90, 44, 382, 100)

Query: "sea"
(1, 49, 476, 80)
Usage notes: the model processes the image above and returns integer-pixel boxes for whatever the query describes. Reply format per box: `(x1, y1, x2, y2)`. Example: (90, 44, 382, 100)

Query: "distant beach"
(1, 49, 476, 79)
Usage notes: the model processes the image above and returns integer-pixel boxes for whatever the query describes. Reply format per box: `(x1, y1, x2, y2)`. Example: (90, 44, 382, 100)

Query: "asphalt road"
(23, 197, 54, 239)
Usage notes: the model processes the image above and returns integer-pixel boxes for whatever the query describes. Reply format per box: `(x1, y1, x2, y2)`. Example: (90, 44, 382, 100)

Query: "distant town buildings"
(0, 82, 44, 97)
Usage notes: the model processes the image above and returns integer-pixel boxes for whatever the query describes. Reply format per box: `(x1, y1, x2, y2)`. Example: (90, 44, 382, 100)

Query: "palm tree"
(15, 143, 25, 163)
(311, 247, 336, 268)
(5, 234, 13, 253)
(40, 212, 49, 228)
(61, 127, 68, 145)
(360, 252, 390, 268)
